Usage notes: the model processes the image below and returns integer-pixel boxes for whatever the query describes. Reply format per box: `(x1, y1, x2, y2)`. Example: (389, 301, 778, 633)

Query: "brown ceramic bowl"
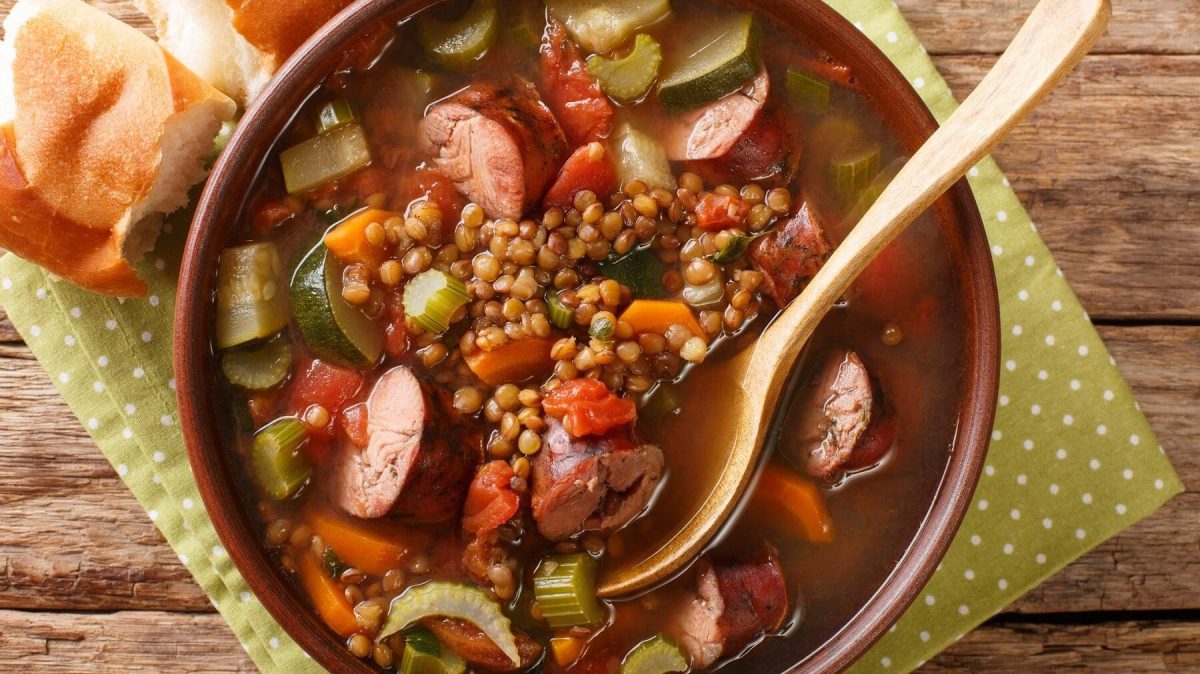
(175, 1, 999, 671)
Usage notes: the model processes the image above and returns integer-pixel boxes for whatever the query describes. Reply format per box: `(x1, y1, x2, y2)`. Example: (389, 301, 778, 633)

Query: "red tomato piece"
(252, 200, 295, 234)
(543, 142, 618, 210)
(247, 390, 283, 428)
(540, 19, 614, 147)
(288, 359, 365, 438)
(461, 461, 521, 535)
(543, 378, 638, 437)
(694, 193, 752, 230)
(340, 402, 370, 448)
(342, 165, 391, 200)
(404, 166, 465, 237)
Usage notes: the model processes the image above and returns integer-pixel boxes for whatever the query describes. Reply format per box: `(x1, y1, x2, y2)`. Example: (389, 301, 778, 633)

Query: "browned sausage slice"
(421, 78, 568, 220)
(530, 419, 664, 541)
(783, 350, 875, 479)
(748, 201, 831, 307)
(664, 66, 770, 162)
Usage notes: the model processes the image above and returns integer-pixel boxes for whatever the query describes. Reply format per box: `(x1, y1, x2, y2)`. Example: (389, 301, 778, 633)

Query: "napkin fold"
(0, 1, 1181, 672)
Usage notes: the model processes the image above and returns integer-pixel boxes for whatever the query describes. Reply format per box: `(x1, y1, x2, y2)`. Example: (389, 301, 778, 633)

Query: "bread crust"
(226, 0, 355, 69)
(0, 0, 235, 296)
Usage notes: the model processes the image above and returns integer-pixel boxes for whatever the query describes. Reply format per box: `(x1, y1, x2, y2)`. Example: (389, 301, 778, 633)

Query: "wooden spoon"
(597, 0, 1111, 598)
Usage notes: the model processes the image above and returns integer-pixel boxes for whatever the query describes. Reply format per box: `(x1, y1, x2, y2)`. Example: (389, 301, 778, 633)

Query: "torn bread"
(134, 0, 355, 105)
(0, 0, 236, 297)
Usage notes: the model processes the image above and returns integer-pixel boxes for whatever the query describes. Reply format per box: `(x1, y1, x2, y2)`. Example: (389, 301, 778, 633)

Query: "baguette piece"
(0, 0, 236, 296)
(134, 0, 355, 105)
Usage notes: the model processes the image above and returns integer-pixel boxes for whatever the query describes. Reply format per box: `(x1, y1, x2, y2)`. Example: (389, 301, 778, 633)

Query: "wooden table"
(1, 1, 1197, 670)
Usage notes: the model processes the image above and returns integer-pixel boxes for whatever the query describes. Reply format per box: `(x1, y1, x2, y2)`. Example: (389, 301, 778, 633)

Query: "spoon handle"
(754, 0, 1110, 372)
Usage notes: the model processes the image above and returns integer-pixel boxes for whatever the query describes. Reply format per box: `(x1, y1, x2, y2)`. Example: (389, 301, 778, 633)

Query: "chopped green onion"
(417, 0, 498, 70)
(215, 242, 289, 350)
(710, 234, 759, 265)
(621, 635, 688, 674)
(378, 582, 519, 667)
(587, 34, 663, 103)
(221, 337, 293, 390)
(599, 248, 668, 299)
(533, 553, 605, 628)
(315, 98, 357, 135)
(546, 291, 575, 330)
(280, 123, 372, 195)
(832, 145, 881, 196)
(682, 276, 724, 308)
(400, 628, 466, 674)
(590, 315, 615, 341)
(323, 546, 350, 579)
(252, 418, 311, 500)
(403, 270, 471, 334)
(786, 67, 831, 111)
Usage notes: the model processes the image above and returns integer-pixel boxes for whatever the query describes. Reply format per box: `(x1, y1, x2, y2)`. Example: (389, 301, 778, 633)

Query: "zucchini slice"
(221, 337, 293, 391)
(417, 0, 498, 69)
(289, 242, 384, 368)
(215, 242, 289, 350)
(599, 248, 668, 300)
(621, 635, 688, 674)
(657, 13, 761, 113)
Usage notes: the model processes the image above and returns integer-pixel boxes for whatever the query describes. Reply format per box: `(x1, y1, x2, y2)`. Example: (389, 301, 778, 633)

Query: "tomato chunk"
(462, 461, 521, 535)
(403, 166, 465, 236)
(288, 359, 365, 437)
(694, 193, 751, 230)
(543, 378, 638, 437)
(543, 142, 618, 210)
(340, 402, 370, 448)
(540, 19, 614, 147)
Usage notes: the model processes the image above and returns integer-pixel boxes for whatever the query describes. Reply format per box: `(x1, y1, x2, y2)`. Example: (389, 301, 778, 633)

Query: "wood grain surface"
(0, 0, 1197, 671)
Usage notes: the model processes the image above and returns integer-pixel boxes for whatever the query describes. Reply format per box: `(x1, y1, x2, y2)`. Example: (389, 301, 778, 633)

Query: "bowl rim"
(174, 1, 999, 672)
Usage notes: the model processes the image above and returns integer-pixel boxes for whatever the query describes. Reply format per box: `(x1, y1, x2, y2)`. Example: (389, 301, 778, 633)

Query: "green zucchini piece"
(215, 242, 289, 350)
(586, 34, 663, 102)
(786, 67, 831, 112)
(546, 291, 575, 330)
(403, 270, 471, 334)
(621, 635, 688, 674)
(533, 553, 605, 628)
(600, 248, 668, 299)
(501, 0, 544, 52)
(658, 13, 760, 113)
(252, 417, 311, 500)
(612, 123, 676, 193)
(221, 337, 293, 391)
(290, 242, 384, 368)
(378, 582, 520, 667)
(417, 0, 498, 69)
(280, 123, 372, 195)
(832, 145, 882, 196)
(545, 0, 671, 55)
(315, 98, 357, 135)
(399, 628, 466, 674)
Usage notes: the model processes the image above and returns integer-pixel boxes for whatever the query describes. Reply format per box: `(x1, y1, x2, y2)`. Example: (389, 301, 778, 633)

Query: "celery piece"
(786, 67, 831, 111)
(215, 242, 289, 350)
(315, 98, 357, 135)
(546, 0, 671, 55)
(620, 635, 688, 674)
(533, 553, 605, 628)
(587, 34, 663, 102)
(280, 123, 372, 195)
(252, 418, 311, 500)
(403, 270, 471, 334)
(546, 291, 575, 330)
(378, 582, 519, 667)
(832, 145, 882, 196)
(417, 0, 498, 69)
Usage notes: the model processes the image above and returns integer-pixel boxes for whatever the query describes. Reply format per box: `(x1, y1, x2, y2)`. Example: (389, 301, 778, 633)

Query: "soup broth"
(212, 1, 965, 671)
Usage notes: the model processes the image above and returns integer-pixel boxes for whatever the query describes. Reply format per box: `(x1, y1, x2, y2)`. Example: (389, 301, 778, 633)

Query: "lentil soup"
(211, 1, 967, 671)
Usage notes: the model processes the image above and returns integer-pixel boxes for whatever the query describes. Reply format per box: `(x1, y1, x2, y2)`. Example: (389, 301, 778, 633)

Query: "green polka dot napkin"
(0, 1, 1182, 672)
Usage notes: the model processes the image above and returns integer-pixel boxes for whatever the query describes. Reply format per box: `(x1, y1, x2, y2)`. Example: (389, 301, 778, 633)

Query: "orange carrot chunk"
(464, 337, 556, 386)
(750, 465, 834, 543)
(296, 548, 361, 638)
(322, 207, 399, 268)
(618, 300, 707, 344)
(304, 503, 426, 577)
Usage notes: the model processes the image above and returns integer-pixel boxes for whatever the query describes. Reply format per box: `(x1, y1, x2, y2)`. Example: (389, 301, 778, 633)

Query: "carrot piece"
(321, 207, 398, 268)
(749, 465, 834, 543)
(618, 300, 707, 344)
(304, 502, 425, 577)
(550, 636, 587, 667)
(295, 549, 361, 638)
(464, 337, 556, 386)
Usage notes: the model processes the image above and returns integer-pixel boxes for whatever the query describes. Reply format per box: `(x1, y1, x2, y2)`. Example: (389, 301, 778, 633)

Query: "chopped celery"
(546, 0, 671, 54)
(786, 67, 831, 111)
(546, 291, 575, 329)
(710, 233, 759, 265)
(600, 248, 668, 299)
(280, 123, 372, 195)
(400, 628, 466, 674)
(533, 553, 605, 628)
(658, 13, 760, 113)
(589, 315, 615, 341)
(613, 123, 676, 193)
(378, 582, 520, 667)
(621, 635, 688, 674)
(403, 270, 470, 334)
(832, 145, 882, 196)
(587, 34, 663, 102)
(252, 418, 311, 500)
(315, 98, 357, 135)
(215, 242, 289, 350)
(682, 275, 724, 308)
(417, 0, 498, 69)
(221, 336, 293, 390)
